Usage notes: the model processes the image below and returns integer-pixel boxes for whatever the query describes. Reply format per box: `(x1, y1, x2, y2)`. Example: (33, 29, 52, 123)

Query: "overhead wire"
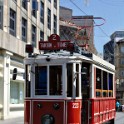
(69, 0, 110, 38)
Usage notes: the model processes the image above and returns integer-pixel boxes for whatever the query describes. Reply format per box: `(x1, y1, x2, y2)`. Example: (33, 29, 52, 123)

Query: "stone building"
(104, 31, 124, 104)
(0, 0, 59, 119)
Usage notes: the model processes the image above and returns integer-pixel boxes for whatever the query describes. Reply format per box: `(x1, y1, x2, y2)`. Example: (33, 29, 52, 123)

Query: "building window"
(0, 6, 3, 29)
(54, 0, 57, 9)
(121, 46, 124, 53)
(32, 24, 36, 47)
(32, 0, 38, 18)
(40, 1, 44, 23)
(121, 70, 124, 76)
(53, 14, 57, 34)
(22, 17, 27, 42)
(121, 58, 124, 65)
(47, 8, 51, 30)
(48, 0, 51, 3)
(9, 8, 16, 36)
(40, 30, 44, 40)
(22, 0, 27, 10)
(10, 81, 24, 104)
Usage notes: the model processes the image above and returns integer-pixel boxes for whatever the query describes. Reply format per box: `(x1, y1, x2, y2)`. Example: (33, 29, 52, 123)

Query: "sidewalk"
(8, 111, 24, 119)
(0, 117, 24, 124)
(0, 111, 24, 124)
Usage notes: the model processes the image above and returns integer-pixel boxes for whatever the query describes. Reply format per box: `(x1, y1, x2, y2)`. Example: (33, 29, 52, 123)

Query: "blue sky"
(60, 0, 124, 53)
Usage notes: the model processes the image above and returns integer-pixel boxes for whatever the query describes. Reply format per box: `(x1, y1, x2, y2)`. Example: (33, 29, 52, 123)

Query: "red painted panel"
(103, 113, 106, 122)
(24, 100, 31, 124)
(94, 100, 99, 114)
(94, 115, 100, 123)
(100, 100, 104, 113)
(90, 98, 116, 124)
(67, 100, 81, 124)
(100, 114, 103, 123)
(33, 100, 64, 124)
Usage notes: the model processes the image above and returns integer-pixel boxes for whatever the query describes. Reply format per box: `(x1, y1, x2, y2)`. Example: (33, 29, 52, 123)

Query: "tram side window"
(67, 63, 73, 97)
(103, 71, 108, 97)
(35, 66, 47, 95)
(108, 73, 113, 97)
(49, 66, 62, 95)
(96, 68, 101, 97)
(81, 63, 90, 99)
(25, 65, 31, 97)
(76, 64, 79, 97)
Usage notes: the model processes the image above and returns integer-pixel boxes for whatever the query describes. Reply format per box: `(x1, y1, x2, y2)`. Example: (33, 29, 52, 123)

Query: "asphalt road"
(0, 112, 124, 124)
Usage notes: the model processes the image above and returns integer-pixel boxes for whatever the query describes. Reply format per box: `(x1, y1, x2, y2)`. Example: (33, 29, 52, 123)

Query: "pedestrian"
(116, 101, 120, 112)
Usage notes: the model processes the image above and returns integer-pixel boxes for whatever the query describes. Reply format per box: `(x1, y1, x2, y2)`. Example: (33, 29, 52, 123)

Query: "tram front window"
(49, 66, 62, 95)
(35, 66, 47, 95)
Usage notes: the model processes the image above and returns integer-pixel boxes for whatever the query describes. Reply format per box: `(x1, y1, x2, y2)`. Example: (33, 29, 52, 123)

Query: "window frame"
(54, 0, 57, 9)
(32, 24, 36, 47)
(40, 1, 44, 23)
(34, 65, 63, 97)
(22, 17, 27, 42)
(22, 0, 28, 10)
(40, 30, 44, 41)
(9, 8, 16, 36)
(47, 8, 51, 30)
(53, 14, 57, 34)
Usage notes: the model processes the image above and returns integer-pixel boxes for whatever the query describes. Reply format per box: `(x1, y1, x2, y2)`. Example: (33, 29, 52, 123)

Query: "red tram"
(24, 34, 116, 124)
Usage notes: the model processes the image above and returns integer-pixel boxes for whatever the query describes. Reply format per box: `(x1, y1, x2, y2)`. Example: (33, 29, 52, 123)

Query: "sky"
(60, 0, 124, 54)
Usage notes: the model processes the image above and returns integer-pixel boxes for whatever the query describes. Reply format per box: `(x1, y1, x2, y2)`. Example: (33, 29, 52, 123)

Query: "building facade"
(0, 0, 59, 119)
(104, 31, 124, 104)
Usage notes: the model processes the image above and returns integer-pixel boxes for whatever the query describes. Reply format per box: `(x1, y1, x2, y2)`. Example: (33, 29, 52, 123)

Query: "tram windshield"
(35, 66, 47, 95)
(35, 65, 62, 96)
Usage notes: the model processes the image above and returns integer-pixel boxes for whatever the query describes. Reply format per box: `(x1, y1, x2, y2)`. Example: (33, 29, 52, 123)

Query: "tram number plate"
(72, 103, 79, 108)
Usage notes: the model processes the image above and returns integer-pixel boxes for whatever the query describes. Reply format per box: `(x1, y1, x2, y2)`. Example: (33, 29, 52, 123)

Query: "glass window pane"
(76, 64, 79, 97)
(67, 63, 73, 97)
(10, 81, 24, 104)
(108, 73, 113, 97)
(35, 66, 47, 95)
(9, 9, 16, 36)
(49, 66, 62, 95)
(22, 17, 27, 42)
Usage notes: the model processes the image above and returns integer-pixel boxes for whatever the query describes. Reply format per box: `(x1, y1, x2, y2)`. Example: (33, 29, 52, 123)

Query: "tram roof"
(24, 50, 115, 71)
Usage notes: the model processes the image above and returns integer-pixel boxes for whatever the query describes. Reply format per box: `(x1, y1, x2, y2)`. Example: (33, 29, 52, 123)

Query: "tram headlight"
(53, 103, 60, 110)
(37, 103, 42, 109)
(41, 114, 55, 124)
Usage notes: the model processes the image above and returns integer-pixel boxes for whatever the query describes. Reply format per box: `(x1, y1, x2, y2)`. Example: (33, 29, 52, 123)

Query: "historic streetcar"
(24, 34, 116, 124)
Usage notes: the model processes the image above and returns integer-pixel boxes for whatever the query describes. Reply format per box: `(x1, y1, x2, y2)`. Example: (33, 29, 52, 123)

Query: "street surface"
(0, 112, 124, 124)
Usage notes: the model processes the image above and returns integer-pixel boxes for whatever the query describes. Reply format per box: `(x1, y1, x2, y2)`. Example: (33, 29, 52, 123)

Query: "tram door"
(81, 62, 90, 124)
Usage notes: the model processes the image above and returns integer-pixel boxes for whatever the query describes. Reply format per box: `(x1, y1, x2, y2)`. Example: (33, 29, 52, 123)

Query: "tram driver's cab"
(24, 55, 83, 124)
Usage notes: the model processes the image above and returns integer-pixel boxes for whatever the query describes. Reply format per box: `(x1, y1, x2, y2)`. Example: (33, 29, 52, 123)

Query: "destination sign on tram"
(39, 34, 70, 50)
(39, 41, 70, 50)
